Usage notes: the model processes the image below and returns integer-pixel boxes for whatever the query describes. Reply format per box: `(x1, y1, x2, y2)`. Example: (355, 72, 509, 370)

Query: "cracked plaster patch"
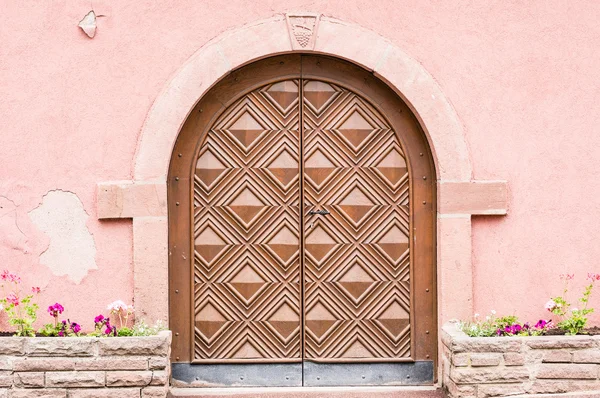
(28, 191, 97, 284)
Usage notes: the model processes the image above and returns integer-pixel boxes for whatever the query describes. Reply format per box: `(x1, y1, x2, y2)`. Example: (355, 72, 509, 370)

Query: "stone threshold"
(169, 386, 445, 398)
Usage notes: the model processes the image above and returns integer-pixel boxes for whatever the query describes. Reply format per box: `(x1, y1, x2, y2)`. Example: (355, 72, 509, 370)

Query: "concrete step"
(169, 386, 446, 398)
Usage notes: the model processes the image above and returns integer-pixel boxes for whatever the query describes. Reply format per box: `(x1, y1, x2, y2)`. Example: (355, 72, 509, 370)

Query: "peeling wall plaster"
(28, 191, 97, 284)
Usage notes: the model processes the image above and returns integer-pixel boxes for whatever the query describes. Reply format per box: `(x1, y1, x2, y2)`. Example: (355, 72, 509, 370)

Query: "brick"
(75, 357, 148, 371)
(142, 386, 168, 398)
(477, 383, 525, 397)
(536, 364, 597, 379)
(0, 358, 12, 371)
(0, 372, 12, 388)
(573, 349, 600, 363)
(9, 389, 66, 398)
(106, 371, 153, 387)
(525, 336, 595, 349)
(99, 336, 168, 356)
(25, 339, 95, 357)
(148, 357, 168, 370)
(444, 378, 477, 398)
(528, 380, 600, 394)
(149, 370, 167, 386)
(68, 388, 141, 398)
(13, 372, 44, 388)
(542, 350, 572, 363)
(45, 371, 105, 388)
(450, 367, 529, 384)
(142, 387, 168, 398)
(0, 338, 25, 355)
(13, 358, 75, 372)
(503, 352, 525, 366)
(470, 353, 501, 367)
(451, 337, 522, 353)
(452, 353, 469, 367)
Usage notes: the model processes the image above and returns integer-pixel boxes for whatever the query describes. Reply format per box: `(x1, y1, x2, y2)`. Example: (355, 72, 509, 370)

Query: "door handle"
(308, 209, 330, 216)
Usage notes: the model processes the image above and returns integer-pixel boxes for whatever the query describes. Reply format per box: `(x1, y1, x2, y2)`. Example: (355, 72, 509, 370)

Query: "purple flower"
(48, 303, 65, 318)
(58, 331, 64, 337)
(534, 319, 552, 329)
(94, 314, 105, 324)
(71, 322, 81, 334)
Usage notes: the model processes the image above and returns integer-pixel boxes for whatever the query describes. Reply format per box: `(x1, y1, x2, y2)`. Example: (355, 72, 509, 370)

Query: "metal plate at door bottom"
(171, 363, 302, 387)
(302, 361, 434, 386)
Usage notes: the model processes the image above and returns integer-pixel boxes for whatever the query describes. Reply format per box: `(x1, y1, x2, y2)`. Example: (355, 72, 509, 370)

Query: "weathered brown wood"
(301, 56, 436, 368)
(168, 54, 436, 376)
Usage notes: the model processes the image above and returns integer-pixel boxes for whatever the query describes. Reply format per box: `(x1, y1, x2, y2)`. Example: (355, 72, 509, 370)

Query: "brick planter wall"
(442, 322, 600, 397)
(0, 330, 171, 398)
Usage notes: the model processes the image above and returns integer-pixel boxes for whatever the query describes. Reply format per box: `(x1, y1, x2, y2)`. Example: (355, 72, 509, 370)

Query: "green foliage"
(459, 311, 503, 337)
(131, 319, 167, 336)
(38, 323, 59, 337)
(117, 327, 134, 337)
(549, 275, 597, 335)
(495, 315, 519, 330)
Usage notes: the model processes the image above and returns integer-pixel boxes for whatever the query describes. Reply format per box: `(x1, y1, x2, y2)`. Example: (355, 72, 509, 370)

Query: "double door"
(168, 55, 436, 386)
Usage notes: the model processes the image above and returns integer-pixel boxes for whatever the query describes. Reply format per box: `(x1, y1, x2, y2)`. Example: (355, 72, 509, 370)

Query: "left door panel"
(193, 80, 302, 363)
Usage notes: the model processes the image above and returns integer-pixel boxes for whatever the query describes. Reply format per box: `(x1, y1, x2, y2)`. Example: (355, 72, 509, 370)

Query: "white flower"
(572, 308, 578, 312)
(474, 313, 480, 318)
(107, 300, 129, 312)
(486, 316, 491, 320)
(470, 325, 477, 331)
(490, 310, 496, 315)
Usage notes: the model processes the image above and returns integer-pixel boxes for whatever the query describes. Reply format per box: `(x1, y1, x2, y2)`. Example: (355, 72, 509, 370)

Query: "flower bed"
(0, 330, 171, 397)
(442, 322, 600, 397)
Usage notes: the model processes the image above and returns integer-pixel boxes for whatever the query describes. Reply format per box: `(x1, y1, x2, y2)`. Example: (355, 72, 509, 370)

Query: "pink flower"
(1, 271, 21, 284)
(6, 293, 19, 306)
(31, 287, 40, 294)
(588, 273, 600, 282)
(545, 299, 558, 312)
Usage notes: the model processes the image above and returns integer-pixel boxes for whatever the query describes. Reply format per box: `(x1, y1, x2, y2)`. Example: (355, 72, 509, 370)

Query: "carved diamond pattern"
(193, 80, 301, 362)
(302, 80, 411, 361)
(192, 78, 412, 363)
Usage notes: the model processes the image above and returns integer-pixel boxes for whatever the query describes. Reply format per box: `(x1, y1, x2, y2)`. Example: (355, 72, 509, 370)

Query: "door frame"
(167, 54, 437, 385)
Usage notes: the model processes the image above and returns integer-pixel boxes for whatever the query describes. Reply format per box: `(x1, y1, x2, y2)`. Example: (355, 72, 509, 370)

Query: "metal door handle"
(308, 209, 330, 216)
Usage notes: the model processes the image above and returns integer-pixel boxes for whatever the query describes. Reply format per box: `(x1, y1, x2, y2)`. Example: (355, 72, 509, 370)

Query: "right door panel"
(302, 79, 412, 363)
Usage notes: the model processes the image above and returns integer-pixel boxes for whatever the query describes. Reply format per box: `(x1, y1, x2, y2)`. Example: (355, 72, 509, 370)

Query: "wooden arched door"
(168, 55, 436, 387)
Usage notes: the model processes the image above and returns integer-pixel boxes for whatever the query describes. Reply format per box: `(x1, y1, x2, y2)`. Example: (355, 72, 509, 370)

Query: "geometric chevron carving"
(193, 78, 410, 363)
(302, 80, 411, 361)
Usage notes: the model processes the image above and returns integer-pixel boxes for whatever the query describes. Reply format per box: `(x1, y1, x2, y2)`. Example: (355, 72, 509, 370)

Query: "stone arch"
(134, 14, 471, 182)
(97, 14, 507, 347)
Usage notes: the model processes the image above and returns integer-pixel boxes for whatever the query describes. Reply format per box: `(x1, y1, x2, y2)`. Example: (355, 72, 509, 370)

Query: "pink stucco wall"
(1, 0, 599, 330)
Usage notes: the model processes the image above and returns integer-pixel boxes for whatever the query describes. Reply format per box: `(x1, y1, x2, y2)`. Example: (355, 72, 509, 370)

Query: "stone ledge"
(438, 180, 508, 215)
(97, 181, 167, 219)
